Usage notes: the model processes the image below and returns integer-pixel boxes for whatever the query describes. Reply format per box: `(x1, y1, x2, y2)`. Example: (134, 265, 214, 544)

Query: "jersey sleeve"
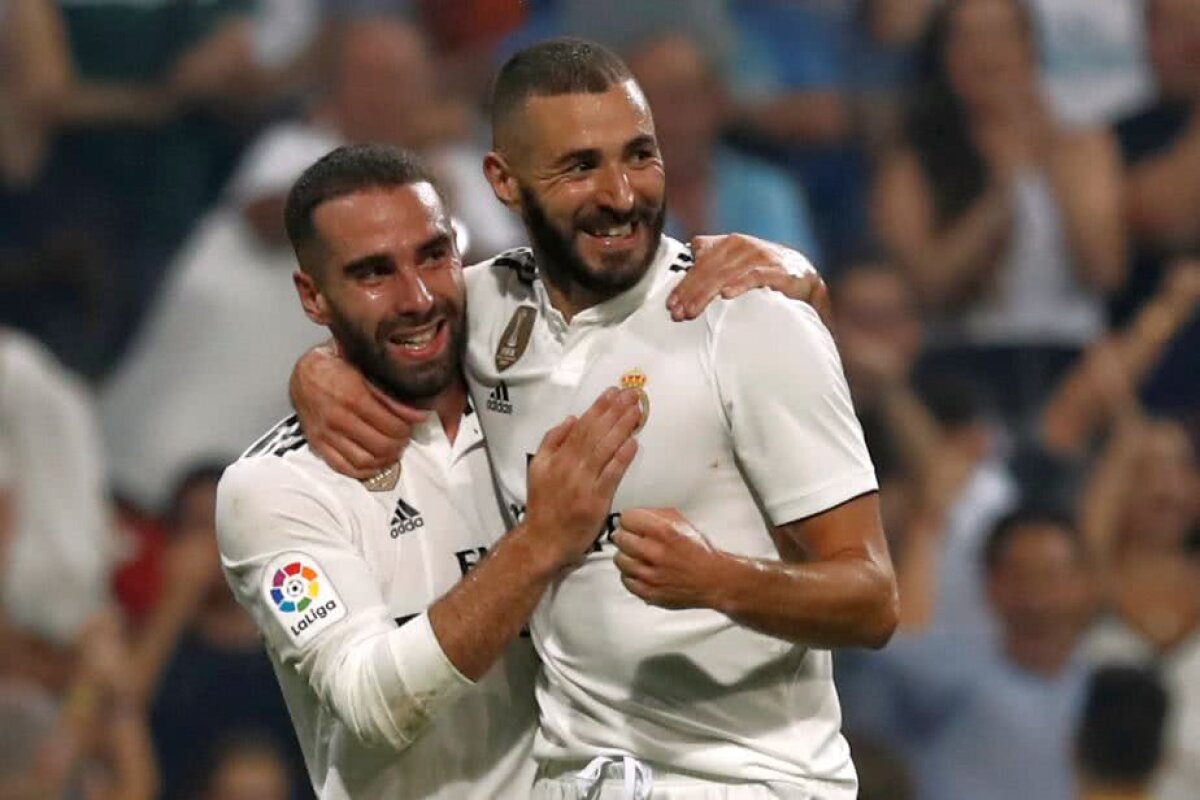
(216, 457, 473, 750)
(709, 292, 877, 525)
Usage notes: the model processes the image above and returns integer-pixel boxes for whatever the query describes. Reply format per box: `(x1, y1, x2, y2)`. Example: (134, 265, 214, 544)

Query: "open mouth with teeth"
(580, 219, 641, 249)
(384, 319, 449, 361)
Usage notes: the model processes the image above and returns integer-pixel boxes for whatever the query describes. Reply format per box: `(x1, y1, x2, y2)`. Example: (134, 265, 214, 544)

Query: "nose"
(392, 267, 434, 316)
(595, 163, 635, 213)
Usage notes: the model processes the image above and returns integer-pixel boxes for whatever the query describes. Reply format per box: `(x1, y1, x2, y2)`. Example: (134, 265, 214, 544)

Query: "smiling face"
(486, 80, 667, 303)
(293, 182, 465, 404)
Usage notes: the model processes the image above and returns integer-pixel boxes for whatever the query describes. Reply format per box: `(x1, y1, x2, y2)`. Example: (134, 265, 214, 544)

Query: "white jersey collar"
(531, 236, 684, 328)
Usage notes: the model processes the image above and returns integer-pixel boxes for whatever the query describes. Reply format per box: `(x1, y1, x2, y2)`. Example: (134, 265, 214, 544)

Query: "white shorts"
(530, 758, 819, 800)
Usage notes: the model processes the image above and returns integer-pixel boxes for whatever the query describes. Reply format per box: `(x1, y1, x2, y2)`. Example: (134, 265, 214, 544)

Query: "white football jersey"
(462, 237, 877, 794)
(217, 409, 538, 799)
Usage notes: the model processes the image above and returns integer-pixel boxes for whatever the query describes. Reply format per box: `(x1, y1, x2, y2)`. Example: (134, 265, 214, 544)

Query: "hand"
(524, 388, 641, 567)
(168, 18, 254, 104)
(290, 343, 427, 479)
(1161, 259, 1200, 314)
(613, 508, 730, 610)
(668, 234, 831, 326)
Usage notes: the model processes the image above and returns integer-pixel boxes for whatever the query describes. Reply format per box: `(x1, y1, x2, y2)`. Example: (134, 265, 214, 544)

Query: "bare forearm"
(1126, 139, 1200, 245)
(427, 524, 561, 680)
(712, 554, 898, 649)
(906, 185, 1011, 308)
(129, 586, 206, 700)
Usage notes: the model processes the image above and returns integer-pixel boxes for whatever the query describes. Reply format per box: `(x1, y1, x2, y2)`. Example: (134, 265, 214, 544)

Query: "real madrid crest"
(361, 461, 401, 492)
(496, 306, 537, 372)
(620, 369, 650, 432)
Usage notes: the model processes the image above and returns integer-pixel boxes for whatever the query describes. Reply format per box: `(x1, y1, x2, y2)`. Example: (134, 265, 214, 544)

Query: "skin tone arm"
(872, 149, 1014, 310)
(613, 496, 899, 649)
(1040, 260, 1200, 457)
(1049, 129, 1127, 292)
(290, 235, 832, 479)
(1125, 112, 1200, 248)
(428, 387, 641, 679)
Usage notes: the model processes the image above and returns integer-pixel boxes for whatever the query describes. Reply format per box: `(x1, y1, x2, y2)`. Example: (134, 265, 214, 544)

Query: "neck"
(408, 375, 469, 443)
(1005, 636, 1074, 678)
(533, 251, 621, 323)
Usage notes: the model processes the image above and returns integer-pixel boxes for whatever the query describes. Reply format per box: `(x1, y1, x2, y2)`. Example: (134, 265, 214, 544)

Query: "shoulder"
(704, 289, 832, 355)
(222, 415, 349, 512)
(465, 247, 537, 297)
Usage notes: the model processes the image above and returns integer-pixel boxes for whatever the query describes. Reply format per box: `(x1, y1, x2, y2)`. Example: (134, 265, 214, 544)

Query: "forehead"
(312, 182, 448, 257)
(518, 81, 655, 158)
(951, 0, 1024, 34)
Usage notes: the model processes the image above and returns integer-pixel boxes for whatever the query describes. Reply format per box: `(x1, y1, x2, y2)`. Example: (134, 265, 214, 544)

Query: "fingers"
(564, 388, 639, 473)
(612, 527, 662, 562)
(536, 415, 577, 455)
(595, 438, 638, 499)
(614, 551, 654, 582)
(321, 432, 394, 478)
(365, 383, 429, 426)
(811, 276, 834, 331)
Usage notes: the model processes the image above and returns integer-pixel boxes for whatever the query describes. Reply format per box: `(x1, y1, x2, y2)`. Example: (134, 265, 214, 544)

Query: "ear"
(293, 269, 331, 326)
(483, 150, 521, 211)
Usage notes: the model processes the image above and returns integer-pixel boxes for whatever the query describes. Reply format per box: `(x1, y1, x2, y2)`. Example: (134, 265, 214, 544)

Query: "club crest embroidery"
(620, 369, 650, 432)
(360, 461, 401, 492)
(496, 306, 536, 372)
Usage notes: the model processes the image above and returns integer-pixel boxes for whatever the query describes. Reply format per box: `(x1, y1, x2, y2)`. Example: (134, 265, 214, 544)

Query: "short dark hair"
(283, 144, 435, 262)
(1077, 664, 1168, 786)
(982, 507, 1082, 573)
(490, 37, 633, 147)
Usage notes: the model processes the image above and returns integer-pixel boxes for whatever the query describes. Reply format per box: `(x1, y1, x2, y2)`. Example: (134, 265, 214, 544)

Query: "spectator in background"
(1112, 0, 1200, 418)
(1080, 417, 1200, 800)
(196, 732, 294, 800)
(136, 464, 307, 799)
(1029, 0, 1154, 126)
(308, 15, 524, 260)
(0, 329, 116, 684)
(0, 612, 158, 800)
(626, 33, 821, 259)
(0, 0, 269, 378)
(873, 0, 1126, 425)
(839, 510, 1096, 800)
(830, 262, 1018, 637)
(100, 125, 333, 513)
(1075, 665, 1169, 800)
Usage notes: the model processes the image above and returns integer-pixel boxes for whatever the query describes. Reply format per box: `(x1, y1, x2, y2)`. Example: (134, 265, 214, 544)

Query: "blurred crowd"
(0, 0, 1197, 798)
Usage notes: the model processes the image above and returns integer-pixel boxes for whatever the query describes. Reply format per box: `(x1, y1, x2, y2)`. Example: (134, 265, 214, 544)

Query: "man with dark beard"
(293, 39, 897, 799)
(215, 144, 645, 799)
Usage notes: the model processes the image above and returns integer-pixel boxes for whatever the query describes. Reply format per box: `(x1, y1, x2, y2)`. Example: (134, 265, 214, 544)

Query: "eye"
(568, 156, 597, 174)
(420, 244, 451, 268)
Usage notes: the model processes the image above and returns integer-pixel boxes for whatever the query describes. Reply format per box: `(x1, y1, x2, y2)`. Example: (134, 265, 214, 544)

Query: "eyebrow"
(623, 134, 657, 155)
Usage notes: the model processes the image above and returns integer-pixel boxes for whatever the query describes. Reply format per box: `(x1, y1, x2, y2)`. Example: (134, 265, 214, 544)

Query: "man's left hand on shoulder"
(667, 234, 832, 327)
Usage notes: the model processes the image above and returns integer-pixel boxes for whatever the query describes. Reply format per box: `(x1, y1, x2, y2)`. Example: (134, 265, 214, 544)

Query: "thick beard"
(519, 184, 666, 300)
(328, 303, 465, 405)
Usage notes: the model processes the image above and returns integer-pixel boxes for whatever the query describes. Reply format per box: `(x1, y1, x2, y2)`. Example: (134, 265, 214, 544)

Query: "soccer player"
(294, 39, 897, 798)
(216, 146, 646, 799)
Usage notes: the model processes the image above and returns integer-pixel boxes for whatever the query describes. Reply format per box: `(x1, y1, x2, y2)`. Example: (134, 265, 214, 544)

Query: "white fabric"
(226, 122, 339, 206)
(99, 209, 325, 511)
(216, 411, 538, 799)
(461, 237, 874, 794)
(1031, 0, 1153, 126)
(1082, 619, 1200, 800)
(0, 331, 116, 643)
(960, 170, 1106, 346)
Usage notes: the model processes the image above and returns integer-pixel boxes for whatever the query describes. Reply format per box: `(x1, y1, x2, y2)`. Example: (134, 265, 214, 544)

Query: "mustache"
(577, 202, 659, 230)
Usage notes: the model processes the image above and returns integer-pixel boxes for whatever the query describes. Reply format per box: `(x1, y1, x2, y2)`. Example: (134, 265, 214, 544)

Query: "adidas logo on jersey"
(390, 497, 425, 538)
(486, 381, 513, 414)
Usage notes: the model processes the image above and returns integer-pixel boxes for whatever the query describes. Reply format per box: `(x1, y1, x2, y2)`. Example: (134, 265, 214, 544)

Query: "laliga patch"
(263, 553, 347, 647)
(620, 368, 650, 432)
(495, 306, 536, 372)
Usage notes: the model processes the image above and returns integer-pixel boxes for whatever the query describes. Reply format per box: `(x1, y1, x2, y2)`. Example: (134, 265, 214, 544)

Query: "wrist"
(507, 521, 576, 578)
(708, 552, 760, 618)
